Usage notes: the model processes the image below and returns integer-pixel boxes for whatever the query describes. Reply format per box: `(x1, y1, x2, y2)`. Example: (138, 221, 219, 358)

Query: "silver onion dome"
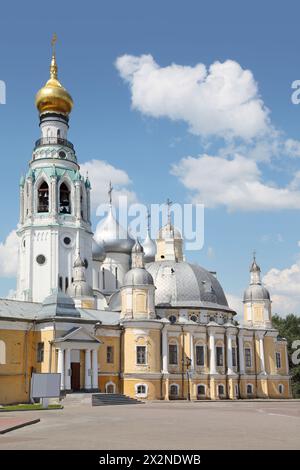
(94, 206, 134, 254)
(243, 284, 270, 302)
(143, 232, 156, 263)
(132, 239, 144, 253)
(146, 260, 230, 309)
(124, 267, 154, 286)
(92, 238, 106, 262)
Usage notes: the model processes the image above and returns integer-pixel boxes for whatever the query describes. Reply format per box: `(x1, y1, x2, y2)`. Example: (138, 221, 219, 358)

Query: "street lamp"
(185, 356, 192, 401)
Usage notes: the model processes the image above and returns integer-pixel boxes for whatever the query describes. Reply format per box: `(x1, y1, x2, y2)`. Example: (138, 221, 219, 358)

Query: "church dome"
(146, 260, 230, 309)
(124, 267, 154, 286)
(143, 232, 156, 263)
(92, 239, 106, 262)
(94, 206, 134, 254)
(158, 223, 182, 240)
(243, 284, 270, 302)
(35, 54, 73, 116)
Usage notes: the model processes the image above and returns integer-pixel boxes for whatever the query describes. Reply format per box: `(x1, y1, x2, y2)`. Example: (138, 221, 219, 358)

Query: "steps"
(92, 393, 143, 406)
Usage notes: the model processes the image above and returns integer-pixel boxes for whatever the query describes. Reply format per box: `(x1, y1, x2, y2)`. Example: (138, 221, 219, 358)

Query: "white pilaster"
(57, 348, 65, 390)
(227, 334, 234, 375)
(85, 349, 92, 389)
(209, 332, 217, 375)
(190, 332, 195, 371)
(64, 348, 71, 390)
(92, 349, 98, 389)
(238, 335, 245, 374)
(259, 334, 266, 375)
(162, 328, 168, 373)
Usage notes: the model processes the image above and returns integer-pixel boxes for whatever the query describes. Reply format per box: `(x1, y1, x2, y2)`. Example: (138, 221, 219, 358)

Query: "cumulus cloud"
(263, 262, 300, 315)
(80, 159, 137, 212)
(0, 230, 18, 277)
(171, 154, 300, 211)
(115, 54, 270, 141)
(226, 293, 243, 319)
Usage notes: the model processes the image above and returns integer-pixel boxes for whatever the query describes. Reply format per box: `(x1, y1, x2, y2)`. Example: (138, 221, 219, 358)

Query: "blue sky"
(0, 0, 300, 314)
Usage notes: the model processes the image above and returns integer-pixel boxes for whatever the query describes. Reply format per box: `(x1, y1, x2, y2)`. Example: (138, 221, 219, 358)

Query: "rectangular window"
(216, 346, 223, 367)
(232, 347, 237, 367)
(169, 344, 178, 365)
(196, 345, 204, 366)
(106, 346, 114, 364)
(37, 342, 44, 363)
(276, 352, 281, 369)
(136, 346, 146, 365)
(245, 348, 252, 368)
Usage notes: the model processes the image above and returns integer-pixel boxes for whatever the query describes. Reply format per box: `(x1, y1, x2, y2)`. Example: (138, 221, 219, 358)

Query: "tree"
(272, 314, 300, 397)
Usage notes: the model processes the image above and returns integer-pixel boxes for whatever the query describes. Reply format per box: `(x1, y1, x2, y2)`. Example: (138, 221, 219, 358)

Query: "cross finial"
(108, 181, 113, 205)
(51, 33, 57, 57)
(253, 250, 256, 261)
(146, 207, 151, 231)
(166, 198, 172, 224)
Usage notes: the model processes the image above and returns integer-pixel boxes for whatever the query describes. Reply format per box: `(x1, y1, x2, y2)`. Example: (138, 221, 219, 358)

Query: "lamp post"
(185, 357, 192, 401)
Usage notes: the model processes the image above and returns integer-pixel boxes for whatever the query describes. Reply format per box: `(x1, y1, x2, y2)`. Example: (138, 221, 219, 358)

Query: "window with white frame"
(278, 384, 284, 394)
(232, 347, 237, 367)
(0, 340, 6, 364)
(216, 346, 224, 367)
(136, 346, 147, 365)
(247, 384, 253, 395)
(106, 346, 114, 364)
(169, 344, 178, 365)
(196, 345, 205, 366)
(276, 351, 281, 369)
(218, 384, 225, 396)
(37, 342, 44, 363)
(245, 348, 252, 368)
(135, 384, 148, 397)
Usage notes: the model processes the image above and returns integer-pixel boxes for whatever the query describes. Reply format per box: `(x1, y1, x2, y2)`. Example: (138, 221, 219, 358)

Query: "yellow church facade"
(0, 42, 291, 405)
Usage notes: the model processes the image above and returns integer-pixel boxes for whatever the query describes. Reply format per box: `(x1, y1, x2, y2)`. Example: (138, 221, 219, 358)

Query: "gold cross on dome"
(51, 33, 57, 56)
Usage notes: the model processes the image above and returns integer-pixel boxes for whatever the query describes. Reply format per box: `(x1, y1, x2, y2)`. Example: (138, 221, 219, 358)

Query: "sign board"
(31, 373, 61, 399)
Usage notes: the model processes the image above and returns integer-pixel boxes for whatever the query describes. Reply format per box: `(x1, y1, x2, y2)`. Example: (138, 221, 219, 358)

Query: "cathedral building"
(0, 46, 291, 404)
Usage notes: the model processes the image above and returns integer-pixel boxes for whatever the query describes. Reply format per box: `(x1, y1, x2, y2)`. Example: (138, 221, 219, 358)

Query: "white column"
(238, 335, 245, 374)
(57, 348, 65, 390)
(19, 186, 24, 225)
(64, 348, 71, 390)
(209, 332, 217, 374)
(259, 335, 266, 374)
(162, 328, 168, 373)
(85, 349, 92, 389)
(190, 332, 195, 371)
(92, 349, 98, 389)
(227, 335, 233, 375)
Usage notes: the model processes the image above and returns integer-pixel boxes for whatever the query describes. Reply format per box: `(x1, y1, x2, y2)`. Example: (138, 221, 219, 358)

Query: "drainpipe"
(181, 326, 185, 399)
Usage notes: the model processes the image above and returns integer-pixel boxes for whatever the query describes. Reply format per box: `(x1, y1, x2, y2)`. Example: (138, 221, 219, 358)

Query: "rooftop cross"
(166, 198, 172, 225)
(51, 33, 57, 57)
(108, 181, 113, 205)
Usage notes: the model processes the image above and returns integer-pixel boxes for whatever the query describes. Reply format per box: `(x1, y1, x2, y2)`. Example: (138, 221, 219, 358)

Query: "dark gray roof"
(243, 284, 270, 302)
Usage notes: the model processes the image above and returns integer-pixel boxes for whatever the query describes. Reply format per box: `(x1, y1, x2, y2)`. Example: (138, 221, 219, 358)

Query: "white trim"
(196, 383, 206, 396)
(169, 383, 179, 397)
(135, 344, 148, 366)
(246, 383, 254, 395)
(217, 383, 225, 397)
(135, 383, 148, 398)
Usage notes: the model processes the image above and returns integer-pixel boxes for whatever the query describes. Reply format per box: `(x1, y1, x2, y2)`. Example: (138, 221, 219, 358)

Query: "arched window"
(218, 384, 225, 397)
(278, 384, 284, 394)
(135, 384, 148, 397)
(37, 181, 49, 213)
(106, 382, 115, 394)
(0, 340, 6, 364)
(59, 182, 71, 214)
(197, 384, 206, 397)
(170, 384, 179, 398)
(247, 384, 253, 395)
(57, 129, 61, 138)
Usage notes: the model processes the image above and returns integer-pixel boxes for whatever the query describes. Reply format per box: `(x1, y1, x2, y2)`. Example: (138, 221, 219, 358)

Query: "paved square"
(0, 399, 299, 450)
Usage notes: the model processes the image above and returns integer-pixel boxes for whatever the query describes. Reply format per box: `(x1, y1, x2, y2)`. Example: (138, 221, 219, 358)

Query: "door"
(71, 362, 80, 391)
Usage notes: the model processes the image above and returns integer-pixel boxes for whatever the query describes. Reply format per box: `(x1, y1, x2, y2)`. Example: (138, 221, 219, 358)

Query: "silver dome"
(67, 280, 94, 298)
(124, 267, 154, 286)
(94, 206, 134, 254)
(92, 238, 106, 262)
(243, 284, 270, 302)
(146, 260, 229, 309)
(132, 239, 143, 253)
(143, 232, 156, 263)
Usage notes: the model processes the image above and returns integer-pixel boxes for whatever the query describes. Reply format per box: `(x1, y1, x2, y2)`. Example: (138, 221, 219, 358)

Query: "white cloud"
(263, 261, 300, 315)
(171, 153, 300, 211)
(226, 293, 243, 320)
(80, 159, 137, 212)
(284, 138, 300, 158)
(0, 230, 18, 277)
(116, 54, 270, 141)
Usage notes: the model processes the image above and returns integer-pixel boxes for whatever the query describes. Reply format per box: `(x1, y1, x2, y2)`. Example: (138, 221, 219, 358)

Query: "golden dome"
(35, 52, 73, 115)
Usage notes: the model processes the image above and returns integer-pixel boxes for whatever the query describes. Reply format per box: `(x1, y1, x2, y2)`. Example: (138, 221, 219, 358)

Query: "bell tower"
(16, 36, 93, 303)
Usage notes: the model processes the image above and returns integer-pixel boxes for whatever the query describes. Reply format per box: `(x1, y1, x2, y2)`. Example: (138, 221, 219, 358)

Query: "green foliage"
(272, 314, 300, 397)
(0, 403, 62, 411)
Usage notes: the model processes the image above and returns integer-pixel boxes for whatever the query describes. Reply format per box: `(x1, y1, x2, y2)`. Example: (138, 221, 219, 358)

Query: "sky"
(0, 0, 300, 316)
